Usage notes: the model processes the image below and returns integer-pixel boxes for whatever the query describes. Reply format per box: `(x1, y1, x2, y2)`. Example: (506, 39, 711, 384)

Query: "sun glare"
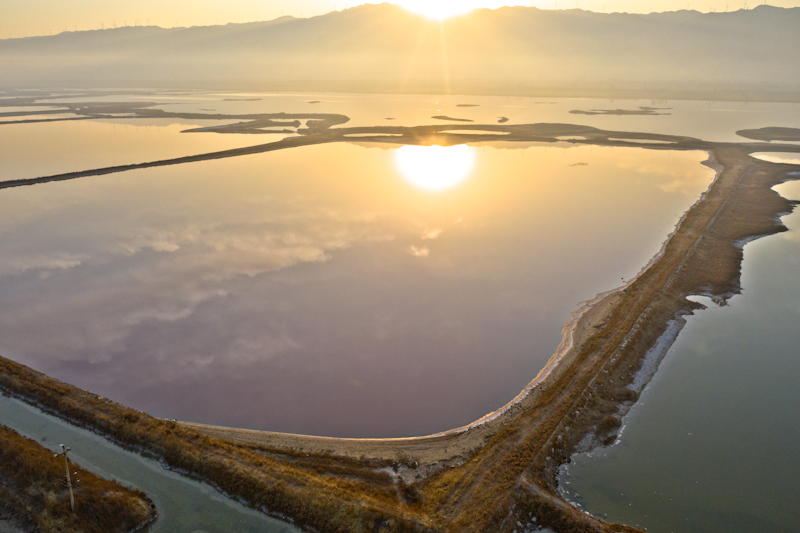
(396, 0, 479, 19)
(395, 144, 475, 191)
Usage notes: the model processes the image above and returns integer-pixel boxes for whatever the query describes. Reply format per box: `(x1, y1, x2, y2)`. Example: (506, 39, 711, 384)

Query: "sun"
(395, 0, 480, 19)
(395, 144, 475, 191)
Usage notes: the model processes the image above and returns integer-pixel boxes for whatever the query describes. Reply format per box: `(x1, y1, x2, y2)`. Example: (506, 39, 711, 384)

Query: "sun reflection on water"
(394, 144, 474, 191)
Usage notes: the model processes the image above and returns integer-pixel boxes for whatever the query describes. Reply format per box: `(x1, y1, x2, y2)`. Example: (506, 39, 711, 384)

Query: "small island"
(737, 126, 800, 142)
(570, 106, 671, 116)
(432, 115, 474, 122)
(2, 96, 799, 532)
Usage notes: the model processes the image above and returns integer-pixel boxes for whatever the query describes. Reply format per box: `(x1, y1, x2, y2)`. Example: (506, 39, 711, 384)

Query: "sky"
(1, 0, 798, 39)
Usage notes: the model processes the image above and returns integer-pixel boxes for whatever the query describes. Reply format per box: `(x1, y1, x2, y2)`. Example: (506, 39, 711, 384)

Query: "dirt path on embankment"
(182, 146, 800, 531)
(3, 107, 800, 531)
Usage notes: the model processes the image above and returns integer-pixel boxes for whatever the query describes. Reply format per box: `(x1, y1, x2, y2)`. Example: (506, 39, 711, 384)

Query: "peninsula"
(1, 97, 799, 532)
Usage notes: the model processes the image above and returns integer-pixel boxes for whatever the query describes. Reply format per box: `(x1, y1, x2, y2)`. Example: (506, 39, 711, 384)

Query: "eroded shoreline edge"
(1, 126, 799, 532)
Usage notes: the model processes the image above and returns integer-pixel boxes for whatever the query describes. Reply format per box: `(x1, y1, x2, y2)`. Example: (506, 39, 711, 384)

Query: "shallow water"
(0, 118, 263, 181)
(0, 395, 299, 533)
(559, 181, 800, 532)
(156, 93, 800, 142)
(26, 90, 800, 142)
(4, 91, 799, 438)
(0, 135, 714, 437)
(750, 152, 800, 165)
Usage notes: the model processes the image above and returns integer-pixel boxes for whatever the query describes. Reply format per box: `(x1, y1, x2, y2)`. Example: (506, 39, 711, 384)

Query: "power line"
(56, 444, 76, 513)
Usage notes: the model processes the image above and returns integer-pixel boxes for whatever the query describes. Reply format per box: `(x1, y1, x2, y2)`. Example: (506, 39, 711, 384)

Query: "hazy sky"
(1, 0, 797, 38)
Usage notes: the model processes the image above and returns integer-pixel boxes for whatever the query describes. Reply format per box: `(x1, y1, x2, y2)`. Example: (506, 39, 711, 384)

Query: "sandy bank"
(3, 108, 800, 531)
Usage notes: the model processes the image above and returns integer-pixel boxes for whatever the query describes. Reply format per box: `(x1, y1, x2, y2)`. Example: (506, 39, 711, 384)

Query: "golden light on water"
(395, 144, 475, 191)
(396, 0, 478, 19)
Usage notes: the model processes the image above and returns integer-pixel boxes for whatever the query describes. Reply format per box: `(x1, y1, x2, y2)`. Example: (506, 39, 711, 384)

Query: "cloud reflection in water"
(0, 142, 716, 438)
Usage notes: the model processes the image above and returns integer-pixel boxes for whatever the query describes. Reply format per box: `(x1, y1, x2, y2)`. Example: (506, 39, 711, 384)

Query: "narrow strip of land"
(179, 144, 800, 531)
(1, 114, 799, 532)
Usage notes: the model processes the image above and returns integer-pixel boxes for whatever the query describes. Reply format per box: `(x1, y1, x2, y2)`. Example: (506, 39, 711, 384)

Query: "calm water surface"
(0, 395, 299, 533)
(0, 129, 714, 437)
(559, 181, 800, 532)
(751, 152, 800, 165)
(0, 118, 263, 181)
(36, 90, 800, 142)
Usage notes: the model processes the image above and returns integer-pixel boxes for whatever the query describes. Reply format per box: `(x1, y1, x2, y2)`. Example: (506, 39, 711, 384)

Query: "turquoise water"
(559, 180, 800, 532)
(0, 395, 299, 533)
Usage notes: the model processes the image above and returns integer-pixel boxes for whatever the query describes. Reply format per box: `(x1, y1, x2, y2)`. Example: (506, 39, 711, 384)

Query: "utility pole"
(57, 444, 75, 513)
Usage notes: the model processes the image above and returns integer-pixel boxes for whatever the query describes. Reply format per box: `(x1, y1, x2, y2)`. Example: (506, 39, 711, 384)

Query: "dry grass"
(0, 366, 437, 532)
(1, 146, 798, 533)
(0, 424, 155, 533)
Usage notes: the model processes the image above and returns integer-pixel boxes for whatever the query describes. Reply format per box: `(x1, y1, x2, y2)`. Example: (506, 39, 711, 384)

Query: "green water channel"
(0, 395, 300, 533)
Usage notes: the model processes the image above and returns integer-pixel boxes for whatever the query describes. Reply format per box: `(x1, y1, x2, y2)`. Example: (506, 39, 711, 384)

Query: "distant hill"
(2, 3, 799, 100)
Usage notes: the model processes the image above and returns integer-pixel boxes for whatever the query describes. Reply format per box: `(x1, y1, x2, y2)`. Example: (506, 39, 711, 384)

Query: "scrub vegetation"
(0, 423, 155, 533)
(0, 366, 436, 532)
(1, 144, 799, 532)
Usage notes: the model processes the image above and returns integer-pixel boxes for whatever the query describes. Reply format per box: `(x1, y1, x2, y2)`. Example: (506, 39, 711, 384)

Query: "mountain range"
(2, 3, 798, 100)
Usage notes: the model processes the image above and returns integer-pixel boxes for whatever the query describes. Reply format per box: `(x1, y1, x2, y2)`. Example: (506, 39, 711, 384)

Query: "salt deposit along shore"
(1, 111, 800, 532)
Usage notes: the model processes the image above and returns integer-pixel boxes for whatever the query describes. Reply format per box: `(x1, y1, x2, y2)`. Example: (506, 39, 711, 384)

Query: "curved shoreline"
(179, 147, 728, 461)
(179, 144, 800, 530)
(179, 286, 625, 461)
(2, 117, 800, 532)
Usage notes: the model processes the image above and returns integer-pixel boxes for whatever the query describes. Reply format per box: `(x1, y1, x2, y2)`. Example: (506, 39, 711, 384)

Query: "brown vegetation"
(569, 107, 671, 116)
(1, 115, 799, 532)
(431, 116, 474, 122)
(407, 148, 800, 532)
(0, 423, 155, 533)
(0, 364, 437, 532)
(736, 126, 800, 142)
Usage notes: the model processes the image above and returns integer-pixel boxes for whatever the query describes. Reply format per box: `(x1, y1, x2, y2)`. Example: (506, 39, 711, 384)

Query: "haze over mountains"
(2, 3, 798, 99)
